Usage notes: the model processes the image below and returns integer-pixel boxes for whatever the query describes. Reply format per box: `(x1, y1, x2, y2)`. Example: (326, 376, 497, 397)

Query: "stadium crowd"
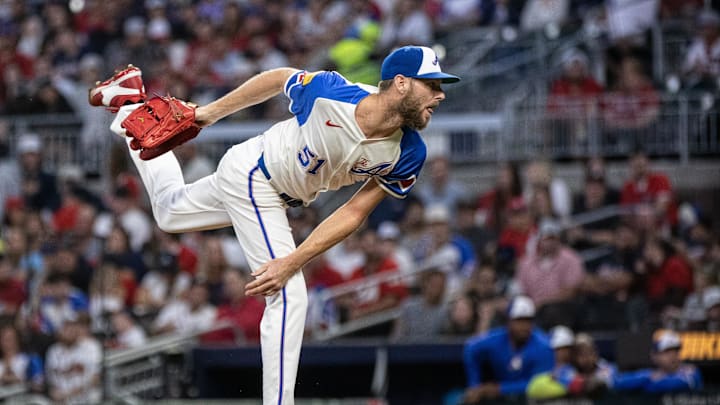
(0, 0, 718, 403)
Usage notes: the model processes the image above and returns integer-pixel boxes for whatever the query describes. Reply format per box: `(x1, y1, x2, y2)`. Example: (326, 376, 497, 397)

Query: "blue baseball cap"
(381, 46, 460, 84)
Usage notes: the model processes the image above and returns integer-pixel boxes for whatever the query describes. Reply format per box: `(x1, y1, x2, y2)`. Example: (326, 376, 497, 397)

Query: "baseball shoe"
(88, 64, 146, 111)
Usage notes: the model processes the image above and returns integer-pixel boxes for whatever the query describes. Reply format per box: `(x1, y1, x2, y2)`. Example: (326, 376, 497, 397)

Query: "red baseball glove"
(121, 95, 201, 160)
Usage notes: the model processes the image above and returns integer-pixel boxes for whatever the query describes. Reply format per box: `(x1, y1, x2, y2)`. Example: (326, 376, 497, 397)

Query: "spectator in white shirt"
(110, 311, 147, 349)
(153, 282, 217, 336)
(46, 317, 102, 404)
(682, 10, 720, 91)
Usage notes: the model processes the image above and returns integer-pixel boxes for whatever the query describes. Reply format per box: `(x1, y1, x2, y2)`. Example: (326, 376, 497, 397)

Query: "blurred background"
(0, 0, 719, 404)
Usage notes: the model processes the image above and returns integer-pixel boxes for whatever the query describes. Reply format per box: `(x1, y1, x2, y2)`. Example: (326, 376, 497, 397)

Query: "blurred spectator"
(702, 287, 720, 331)
(0, 249, 27, 317)
(325, 230, 365, 280)
(526, 325, 577, 399)
(103, 225, 147, 283)
(0, 325, 44, 392)
(174, 141, 214, 184)
(33, 273, 89, 337)
(578, 226, 637, 330)
(621, 149, 677, 231)
(4, 76, 73, 115)
(377, 221, 415, 284)
(602, 58, 660, 151)
(152, 282, 217, 336)
(638, 237, 693, 322)
(110, 177, 152, 252)
(378, 0, 433, 51)
(45, 317, 101, 404)
(476, 162, 523, 235)
(88, 262, 133, 335)
(304, 254, 343, 337)
(524, 159, 571, 220)
(108, 311, 147, 350)
(392, 269, 448, 341)
(104, 16, 167, 80)
(45, 239, 94, 294)
(418, 204, 476, 296)
(573, 333, 618, 393)
(456, 199, 495, 262)
(567, 157, 620, 250)
(546, 48, 603, 154)
(201, 269, 264, 345)
(463, 296, 554, 402)
(133, 251, 192, 318)
(678, 267, 719, 330)
(52, 53, 113, 175)
(496, 197, 535, 272)
(0, 124, 20, 221)
(3, 225, 42, 282)
(416, 155, 468, 216)
(681, 10, 720, 92)
(15, 133, 61, 213)
(466, 264, 507, 333)
(398, 198, 429, 263)
(195, 235, 229, 305)
(516, 220, 586, 328)
(340, 229, 408, 323)
(613, 330, 703, 393)
(443, 293, 480, 337)
(520, 0, 569, 33)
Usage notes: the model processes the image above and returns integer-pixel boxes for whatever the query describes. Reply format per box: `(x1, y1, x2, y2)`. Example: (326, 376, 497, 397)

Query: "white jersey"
(261, 70, 427, 204)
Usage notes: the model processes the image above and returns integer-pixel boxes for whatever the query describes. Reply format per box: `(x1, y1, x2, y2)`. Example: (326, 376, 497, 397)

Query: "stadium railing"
(2, 92, 716, 174)
(307, 204, 630, 341)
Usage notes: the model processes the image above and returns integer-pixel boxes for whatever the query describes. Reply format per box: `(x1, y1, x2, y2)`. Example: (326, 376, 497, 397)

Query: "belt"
(257, 154, 304, 207)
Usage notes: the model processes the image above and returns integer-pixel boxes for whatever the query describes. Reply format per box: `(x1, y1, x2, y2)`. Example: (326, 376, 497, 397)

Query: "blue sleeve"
(375, 130, 426, 199)
(613, 369, 652, 391)
(645, 367, 703, 393)
(26, 354, 44, 384)
(284, 70, 363, 126)
(463, 336, 487, 387)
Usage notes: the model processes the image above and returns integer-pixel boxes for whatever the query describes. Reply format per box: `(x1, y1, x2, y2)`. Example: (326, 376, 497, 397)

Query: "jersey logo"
(302, 71, 319, 86)
(350, 159, 392, 176)
(325, 119, 342, 128)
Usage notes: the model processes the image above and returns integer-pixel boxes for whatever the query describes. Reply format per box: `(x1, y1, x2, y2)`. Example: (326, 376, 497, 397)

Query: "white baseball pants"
(112, 105, 308, 404)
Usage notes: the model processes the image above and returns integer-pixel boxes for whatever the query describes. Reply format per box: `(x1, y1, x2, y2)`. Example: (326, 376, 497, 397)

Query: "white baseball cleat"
(88, 64, 146, 111)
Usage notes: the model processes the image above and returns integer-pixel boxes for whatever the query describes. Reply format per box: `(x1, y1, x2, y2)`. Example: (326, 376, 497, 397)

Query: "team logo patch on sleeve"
(302, 71, 319, 86)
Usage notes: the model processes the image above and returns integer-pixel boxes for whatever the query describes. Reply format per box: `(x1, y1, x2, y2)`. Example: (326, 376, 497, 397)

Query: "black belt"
(257, 154, 304, 207)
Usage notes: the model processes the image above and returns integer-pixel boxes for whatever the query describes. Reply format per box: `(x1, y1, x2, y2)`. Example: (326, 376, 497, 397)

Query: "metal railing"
(103, 322, 238, 402)
(308, 205, 630, 341)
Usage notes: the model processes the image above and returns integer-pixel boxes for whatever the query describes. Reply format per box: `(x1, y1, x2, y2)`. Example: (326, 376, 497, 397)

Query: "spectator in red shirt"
(0, 252, 26, 317)
(621, 149, 677, 228)
(547, 48, 603, 152)
(601, 58, 660, 151)
(341, 229, 408, 322)
(304, 254, 344, 290)
(638, 237, 693, 317)
(202, 269, 264, 345)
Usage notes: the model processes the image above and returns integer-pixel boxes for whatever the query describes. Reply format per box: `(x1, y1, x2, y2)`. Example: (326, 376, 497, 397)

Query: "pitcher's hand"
(245, 257, 296, 297)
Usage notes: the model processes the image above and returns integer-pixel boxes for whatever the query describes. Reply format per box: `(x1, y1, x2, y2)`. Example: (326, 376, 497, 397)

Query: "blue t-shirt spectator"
(464, 326, 555, 395)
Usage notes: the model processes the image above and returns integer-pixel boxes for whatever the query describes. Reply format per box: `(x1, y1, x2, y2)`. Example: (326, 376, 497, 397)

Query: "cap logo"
(432, 55, 439, 65)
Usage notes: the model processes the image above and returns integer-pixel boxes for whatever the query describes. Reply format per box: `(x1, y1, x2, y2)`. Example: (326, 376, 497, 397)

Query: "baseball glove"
(121, 95, 201, 160)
